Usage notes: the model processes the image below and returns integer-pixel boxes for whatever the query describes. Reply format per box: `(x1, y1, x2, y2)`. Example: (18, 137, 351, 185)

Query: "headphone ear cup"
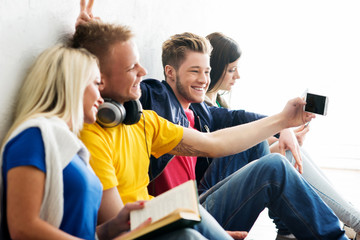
(96, 99, 126, 127)
(123, 100, 143, 125)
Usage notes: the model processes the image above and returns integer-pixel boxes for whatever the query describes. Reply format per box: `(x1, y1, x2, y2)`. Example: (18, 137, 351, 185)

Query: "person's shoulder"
(143, 110, 179, 128)
(141, 78, 167, 90)
(82, 122, 102, 131)
(191, 101, 212, 115)
(4, 127, 42, 153)
(143, 109, 161, 119)
(142, 78, 163, 85)
(203, 95, 215, 107)
(80, 122, 111, 139)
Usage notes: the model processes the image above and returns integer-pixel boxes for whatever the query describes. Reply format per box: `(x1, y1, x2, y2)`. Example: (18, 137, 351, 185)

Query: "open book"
(120, 180, 201, 240)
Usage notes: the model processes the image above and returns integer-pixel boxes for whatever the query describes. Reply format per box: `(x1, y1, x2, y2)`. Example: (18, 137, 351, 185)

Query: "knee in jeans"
(262, 153, 289, 171)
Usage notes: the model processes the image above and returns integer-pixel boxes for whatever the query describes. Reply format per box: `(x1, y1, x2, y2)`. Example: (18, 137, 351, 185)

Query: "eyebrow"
(188, 66, 211, 70)
(125, 63, 136, 70)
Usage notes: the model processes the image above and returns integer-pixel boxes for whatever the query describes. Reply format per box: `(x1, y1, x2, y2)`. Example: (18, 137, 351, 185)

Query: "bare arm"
(97, 187, 124, 225)
(169, 97, 315, 158)
(7, 166, 80, 240)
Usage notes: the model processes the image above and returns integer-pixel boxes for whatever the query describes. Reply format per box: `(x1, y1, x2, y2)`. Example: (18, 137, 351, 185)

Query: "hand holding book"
(116, 180, 201, 240)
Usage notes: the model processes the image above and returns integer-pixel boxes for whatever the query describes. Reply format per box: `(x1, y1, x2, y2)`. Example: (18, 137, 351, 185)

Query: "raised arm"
(169, 97, 315, 158)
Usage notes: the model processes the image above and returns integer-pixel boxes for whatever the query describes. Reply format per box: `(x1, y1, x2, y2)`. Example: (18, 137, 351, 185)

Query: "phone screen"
(305, 93, 327, 115)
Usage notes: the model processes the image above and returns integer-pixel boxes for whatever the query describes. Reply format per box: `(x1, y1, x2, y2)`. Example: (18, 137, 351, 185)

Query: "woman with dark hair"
(205, 32, 360, 240)
(205, 32, 241, 108)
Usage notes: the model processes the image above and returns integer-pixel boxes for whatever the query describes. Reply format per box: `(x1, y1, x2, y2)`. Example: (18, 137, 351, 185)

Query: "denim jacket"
(140, 79, 266, 182)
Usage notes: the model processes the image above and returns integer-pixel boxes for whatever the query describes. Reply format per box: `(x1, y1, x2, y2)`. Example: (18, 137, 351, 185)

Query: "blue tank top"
(2, 127, 102, 239)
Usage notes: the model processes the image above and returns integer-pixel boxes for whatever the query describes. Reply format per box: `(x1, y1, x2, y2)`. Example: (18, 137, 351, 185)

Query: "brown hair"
(162, 32, 211, 73)
(69, 21, 133, 75)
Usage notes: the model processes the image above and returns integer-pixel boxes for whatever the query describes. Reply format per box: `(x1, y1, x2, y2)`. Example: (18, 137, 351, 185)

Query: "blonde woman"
(0, 45, 152, 240)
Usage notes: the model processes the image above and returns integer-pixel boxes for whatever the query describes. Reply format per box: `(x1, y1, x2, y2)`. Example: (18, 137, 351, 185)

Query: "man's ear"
(164, 65, 176, 82)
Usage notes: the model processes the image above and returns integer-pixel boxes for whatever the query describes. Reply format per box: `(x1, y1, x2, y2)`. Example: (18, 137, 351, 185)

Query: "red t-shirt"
(148, 109, 197, 196)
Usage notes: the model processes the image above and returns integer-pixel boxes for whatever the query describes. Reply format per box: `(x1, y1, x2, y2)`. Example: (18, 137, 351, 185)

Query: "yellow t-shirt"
(80, 110, 183, 204)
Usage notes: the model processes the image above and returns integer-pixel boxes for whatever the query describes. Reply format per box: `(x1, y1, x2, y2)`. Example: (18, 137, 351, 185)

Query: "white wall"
(1, 0, 359, 166)
(0, 0, 228, 141)
(225, 0, 360, 167)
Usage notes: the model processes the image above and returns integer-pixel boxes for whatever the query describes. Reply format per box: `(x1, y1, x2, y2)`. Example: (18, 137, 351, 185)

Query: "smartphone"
(304, 92, 328, 116)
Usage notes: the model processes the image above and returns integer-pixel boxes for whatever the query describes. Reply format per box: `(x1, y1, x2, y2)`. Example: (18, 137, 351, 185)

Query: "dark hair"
(162, 32, 211, 74)
(68, 21, 133, 75)
(206, 32, 241, 92)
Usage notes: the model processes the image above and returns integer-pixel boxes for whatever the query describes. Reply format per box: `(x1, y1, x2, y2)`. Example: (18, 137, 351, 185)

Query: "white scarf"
(0, 116, 90, 228)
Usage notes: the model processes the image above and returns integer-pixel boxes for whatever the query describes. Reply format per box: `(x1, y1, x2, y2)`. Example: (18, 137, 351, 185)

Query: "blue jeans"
(193, 205, 232, 240)
(157, 203, 234, 239)
(155, 228, 207, 240)
(199, 154, 348, 239)
(198, 140, 270, 194)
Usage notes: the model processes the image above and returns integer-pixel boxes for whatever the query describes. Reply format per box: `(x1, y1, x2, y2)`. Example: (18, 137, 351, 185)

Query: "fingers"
(291, 96, 307, 107)
(294, 124, 309, 146)
(115, 218, 152, 240)
(277, 136, 286, 156)
(292, 147, 303, 174)
(124, 201, 146, 212)
(76, 0, 98, 27)
(80, 0, 94, 13)
(117, 201, 146, 220)
(304, 112, 316, 123)
(78, 11, 92, 22)
(135, 217, 152, 229)
(294, 124, 306, 133)
(75, 13, 91, 27)
(80, 0, 86, 12)
(114, 201, 147, 233)
(279, 145, 286, 157)
(86, 0, 95, 13)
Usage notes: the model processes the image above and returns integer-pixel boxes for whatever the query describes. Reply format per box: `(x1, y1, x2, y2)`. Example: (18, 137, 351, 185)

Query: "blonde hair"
(3, 44, 98, 144)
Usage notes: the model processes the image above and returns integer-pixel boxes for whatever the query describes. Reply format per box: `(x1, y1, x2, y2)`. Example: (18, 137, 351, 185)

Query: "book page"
(130, 180, 199, 230)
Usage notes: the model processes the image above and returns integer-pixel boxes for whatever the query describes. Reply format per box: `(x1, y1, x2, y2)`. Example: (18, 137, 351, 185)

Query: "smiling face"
(83, 65, 104, 124)
(166, 51, 211, 109)
(100, 40, 147, 104)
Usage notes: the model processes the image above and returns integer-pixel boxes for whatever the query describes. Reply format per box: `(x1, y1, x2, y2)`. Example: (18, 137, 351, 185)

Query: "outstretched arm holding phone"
(170, 97, 314, 158)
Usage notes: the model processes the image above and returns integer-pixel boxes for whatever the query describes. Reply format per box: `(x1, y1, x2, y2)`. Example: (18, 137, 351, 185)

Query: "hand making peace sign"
(75, 0, 101, 27)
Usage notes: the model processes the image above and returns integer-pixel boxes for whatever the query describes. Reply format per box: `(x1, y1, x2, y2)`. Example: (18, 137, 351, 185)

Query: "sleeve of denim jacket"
(139, 79, 152, 108)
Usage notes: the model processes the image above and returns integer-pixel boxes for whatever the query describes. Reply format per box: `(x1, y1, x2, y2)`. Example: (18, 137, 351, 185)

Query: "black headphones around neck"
(96, 98, 143, 127)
